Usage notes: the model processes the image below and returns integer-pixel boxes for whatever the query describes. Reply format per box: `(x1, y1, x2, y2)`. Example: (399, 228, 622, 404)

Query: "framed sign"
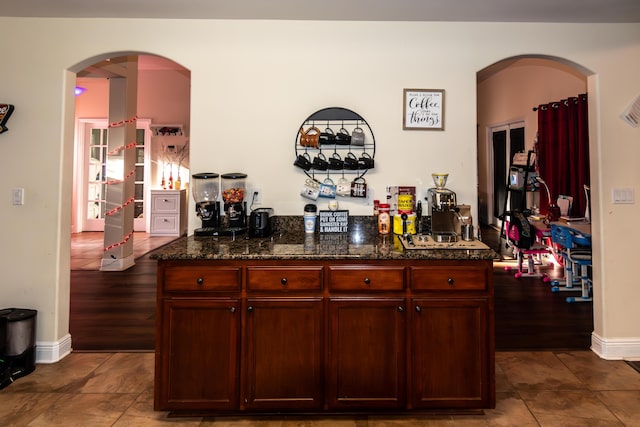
(403, 89, 444, 130)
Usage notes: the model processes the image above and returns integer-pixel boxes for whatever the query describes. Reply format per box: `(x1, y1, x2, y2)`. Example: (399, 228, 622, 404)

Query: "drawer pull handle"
(281, 277, 288, 286)
(447, 277, 454, 286)
(230, 307, 236, 313)
(363, 277, 371, 285)
(415, 305, 422, 312)
(196, 277, 204, 286)
(247, 306, 254, 312)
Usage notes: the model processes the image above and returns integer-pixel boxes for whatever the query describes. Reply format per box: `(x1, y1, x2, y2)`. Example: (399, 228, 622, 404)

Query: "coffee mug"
(294, 152, 312, 171)
(336, 127, 351, 145)
(336, 177, 351, 197)
(318, 177, 337, 198)
(328, 152, 344, 170)
(344, 152, 359, 170)
(319, 127, 336, 145)
(358, 152, 374, 169)
(350, 177, 367, 198)
(351, 126, 365, 146)
(300, 178, 320, 200)
(312, 152, 328, 170)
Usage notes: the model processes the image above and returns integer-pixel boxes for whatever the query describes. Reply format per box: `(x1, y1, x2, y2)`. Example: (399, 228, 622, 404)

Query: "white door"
(79, 119, 150, 232)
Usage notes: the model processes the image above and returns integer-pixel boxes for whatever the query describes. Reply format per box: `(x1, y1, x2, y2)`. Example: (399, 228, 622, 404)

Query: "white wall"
(1, 18, 639, 360)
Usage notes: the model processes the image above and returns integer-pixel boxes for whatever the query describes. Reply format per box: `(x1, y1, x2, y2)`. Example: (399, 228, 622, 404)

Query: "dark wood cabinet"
(328, 298, 406, 409)
(156, 298, 240, 411)
(155, 258, 494, 414)
(243, 298, 323, 410)
(411, 298, 489, 408)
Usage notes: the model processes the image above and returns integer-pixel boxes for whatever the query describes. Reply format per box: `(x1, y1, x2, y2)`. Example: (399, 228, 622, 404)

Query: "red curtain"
(536, 94, 590, 218)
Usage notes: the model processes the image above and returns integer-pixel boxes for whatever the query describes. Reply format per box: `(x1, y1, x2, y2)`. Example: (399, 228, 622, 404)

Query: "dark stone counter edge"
(149, 216, 497, 261)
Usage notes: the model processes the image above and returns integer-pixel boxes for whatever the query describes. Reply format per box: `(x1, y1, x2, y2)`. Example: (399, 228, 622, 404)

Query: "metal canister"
(397, 194, 413, 214)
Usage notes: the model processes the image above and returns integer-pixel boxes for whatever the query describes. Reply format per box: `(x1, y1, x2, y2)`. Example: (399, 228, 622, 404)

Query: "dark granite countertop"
(150, 216, 497, 261)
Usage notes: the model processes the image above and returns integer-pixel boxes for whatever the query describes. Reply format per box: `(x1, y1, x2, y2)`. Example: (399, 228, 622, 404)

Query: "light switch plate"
(12, 188, 24, 205)
(612, 187, 635, 204)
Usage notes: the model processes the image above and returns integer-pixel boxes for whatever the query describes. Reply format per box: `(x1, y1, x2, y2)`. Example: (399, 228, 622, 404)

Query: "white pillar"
(101, 57, 138, 271)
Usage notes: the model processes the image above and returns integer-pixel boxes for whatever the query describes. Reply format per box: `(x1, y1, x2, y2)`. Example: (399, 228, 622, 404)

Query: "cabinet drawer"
(247, 266, 323, 291)
(164, 266, 242, 292)
(152, 194, 180, 213)
(151, 214, 180, 234)
(410, 265, 488, 291)
(328, 266, 405, 291)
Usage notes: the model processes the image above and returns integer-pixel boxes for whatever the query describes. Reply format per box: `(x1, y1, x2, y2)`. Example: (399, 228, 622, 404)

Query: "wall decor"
(403, 89, 444, 130)
(0, 104, 15, 134)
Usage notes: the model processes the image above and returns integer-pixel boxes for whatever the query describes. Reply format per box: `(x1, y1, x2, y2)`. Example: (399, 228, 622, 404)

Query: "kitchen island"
(150, 217, 497, 416)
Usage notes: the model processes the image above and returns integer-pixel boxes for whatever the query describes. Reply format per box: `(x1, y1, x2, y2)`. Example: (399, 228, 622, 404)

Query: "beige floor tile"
(27, 392, 138, 427)
(519, 390, 621, 425)
(114, 389, 202, 426)
(80, 352, 154, 394)
(5, 352, 113, 393)
(597, 390, 640, 427)
(496, 351, 584, 391)
(555, 351, 640, 391)
(367, 415, 454, 426)
(452, 392, 539, 426)
(0, 392, 63, 427)
(494, 361, 515, 393)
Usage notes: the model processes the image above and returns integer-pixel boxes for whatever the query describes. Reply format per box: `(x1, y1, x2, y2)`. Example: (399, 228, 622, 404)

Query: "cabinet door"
(411, 298, 491, 409)
(244, 298, 323, 410)
(157, 299, 240, 411)
(328, 298, 406, 409)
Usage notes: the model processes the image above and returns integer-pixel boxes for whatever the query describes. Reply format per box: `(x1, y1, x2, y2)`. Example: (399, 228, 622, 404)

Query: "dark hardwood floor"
(69, 226, 594, 351)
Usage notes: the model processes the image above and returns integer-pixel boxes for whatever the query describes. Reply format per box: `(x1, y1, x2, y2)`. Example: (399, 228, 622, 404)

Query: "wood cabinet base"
(155, 259, 495, 415)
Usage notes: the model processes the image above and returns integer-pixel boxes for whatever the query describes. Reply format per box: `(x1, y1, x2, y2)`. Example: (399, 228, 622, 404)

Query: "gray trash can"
(0, 308, 37, 390)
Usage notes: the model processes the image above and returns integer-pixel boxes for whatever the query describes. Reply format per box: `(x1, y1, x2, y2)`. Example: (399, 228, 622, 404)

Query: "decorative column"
(101, 57, 138, 271)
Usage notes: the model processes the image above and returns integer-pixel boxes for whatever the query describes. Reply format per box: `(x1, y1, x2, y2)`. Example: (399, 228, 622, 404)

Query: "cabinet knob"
(196, 277, 204, 286)
(163, 199, 169, 202)
(247, 306, 254, 312)
(230, 306, 236, 313)
(415, 305, 422, 312)
(363, 277, 371, 285)
(281, 277, 288, 286)
(447, 277, 454, 286)
(397, 306, 404, 312)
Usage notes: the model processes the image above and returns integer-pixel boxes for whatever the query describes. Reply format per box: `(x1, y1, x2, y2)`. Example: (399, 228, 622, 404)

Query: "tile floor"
(1, 351, 640, 426)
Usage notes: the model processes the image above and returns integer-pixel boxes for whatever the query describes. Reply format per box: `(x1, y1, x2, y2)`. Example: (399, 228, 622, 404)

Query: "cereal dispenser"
(221, 172, 247, 232)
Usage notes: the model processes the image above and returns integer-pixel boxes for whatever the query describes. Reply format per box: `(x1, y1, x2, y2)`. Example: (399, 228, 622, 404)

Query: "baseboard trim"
(591, 332, 640, 360)
(36, 334, 72, 364)
(100, 254, 135, 271)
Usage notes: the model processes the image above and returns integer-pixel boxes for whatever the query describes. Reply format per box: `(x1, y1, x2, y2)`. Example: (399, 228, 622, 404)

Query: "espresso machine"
(425, 173, 458, 239)
(192, 172, 221, 236)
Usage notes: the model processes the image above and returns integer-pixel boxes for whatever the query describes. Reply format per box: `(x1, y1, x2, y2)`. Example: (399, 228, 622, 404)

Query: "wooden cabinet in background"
(150, 190, 187, 236)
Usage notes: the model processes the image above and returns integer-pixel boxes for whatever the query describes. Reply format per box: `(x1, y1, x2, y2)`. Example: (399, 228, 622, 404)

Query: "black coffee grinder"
(192, 172, 221, 236)
(221, 172, 248, 234)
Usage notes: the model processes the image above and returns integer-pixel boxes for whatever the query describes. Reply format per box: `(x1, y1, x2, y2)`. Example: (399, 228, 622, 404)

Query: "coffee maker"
(425, 173, 458, 238)
(221, 173, 248, 234)
(192, 172, 221, 236)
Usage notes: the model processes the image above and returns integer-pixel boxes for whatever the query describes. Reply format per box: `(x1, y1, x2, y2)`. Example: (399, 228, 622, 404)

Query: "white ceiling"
(3, 0, 640, 23)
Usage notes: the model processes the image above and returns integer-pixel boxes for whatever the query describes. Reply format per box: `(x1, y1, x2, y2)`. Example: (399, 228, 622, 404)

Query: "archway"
(476, 54, 599, 350)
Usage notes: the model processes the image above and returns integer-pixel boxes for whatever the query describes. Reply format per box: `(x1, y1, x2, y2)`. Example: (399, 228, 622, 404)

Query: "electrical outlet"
(12, 188, 24, 206)
(252, 189, 262, 205)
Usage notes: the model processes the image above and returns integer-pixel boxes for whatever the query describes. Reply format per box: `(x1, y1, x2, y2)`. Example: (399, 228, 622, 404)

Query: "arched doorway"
(477, 54, 597, 349)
